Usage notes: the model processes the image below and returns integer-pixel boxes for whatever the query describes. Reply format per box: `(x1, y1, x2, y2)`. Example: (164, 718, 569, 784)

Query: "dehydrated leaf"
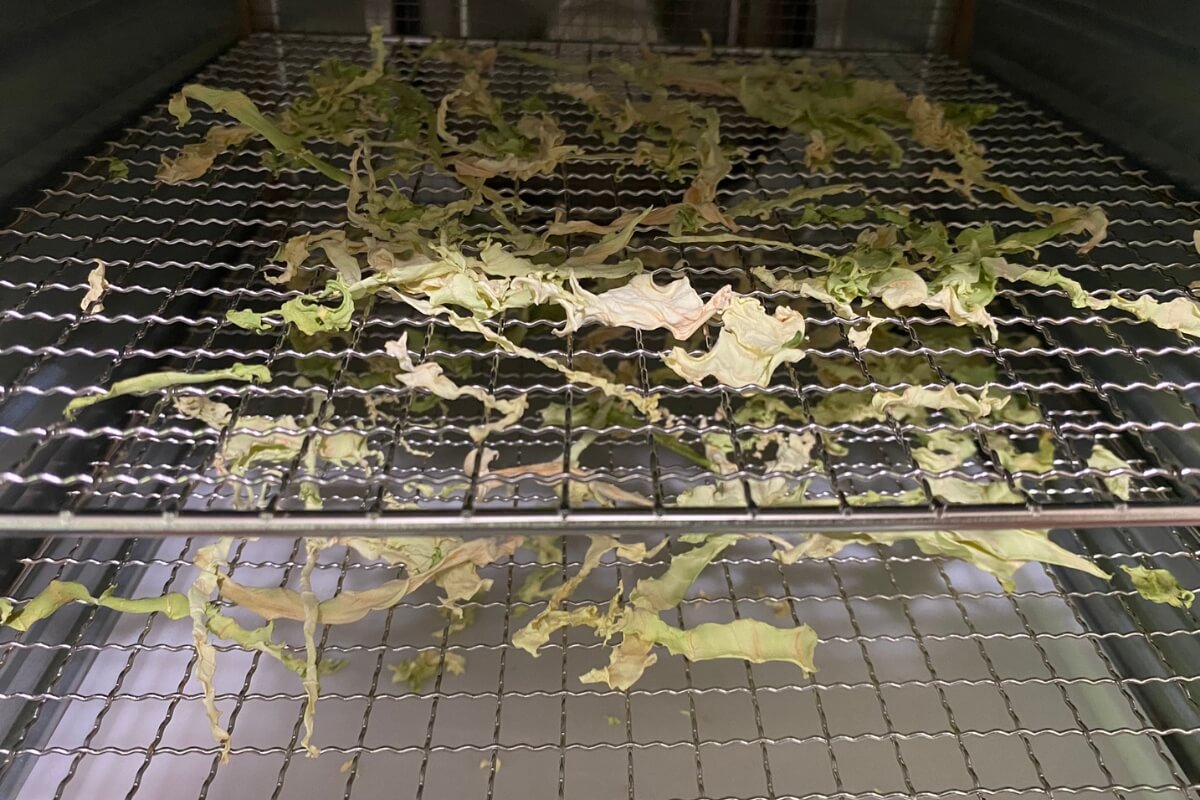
(167, 84, 349, 185)
(219, 536, 523, 626)
(405, 299, 661, 419)
(630, 535, 740, 611)
(726, 184, 858, 221)
(564, 208, 652, 268)
(992, 261, 1200, 338)
(64, 363, 270, 419)
(280, 278, 356, 335)
(189, 538, 234, 762)
(299, 538, 325, 757)
(0, 580, 191, 632)
(871, 385, 1010, 420)
(81, 261, 109, 313)
(665, 296, 806, 387)
(387, 333, 528, 442)
(1122, 566, 1194, 609)
(1088, 444, 1132, 500)
(775, 530, 1108, 590)
(157, 124, 254, 183)
(623, 608, 817, 673)
(102, 157, 130, 181)
(390, 650, 466, 691)
(567, 273, 733, 339)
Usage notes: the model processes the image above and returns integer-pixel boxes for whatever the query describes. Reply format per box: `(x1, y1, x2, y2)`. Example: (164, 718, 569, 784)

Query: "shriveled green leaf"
(1122, 566, 1194, 609)
(630, 535, 741, 611)
(1088, 444, 1132, 500)
(387, 333, 528, 442)
(65, 364, 270, 419)
(872, 385, 1009, 420)
(280, 279, 356, 336)
(104, 157, 129, 181)
(774, 529, 1108, 591)
(219, 536, 523, 626)
(566, 274, 733, 339)
(0, 580, 191, 632)
(167, 84, 349, 185)
(992, 261, 1200, 338)
(390, 650, 466, 690)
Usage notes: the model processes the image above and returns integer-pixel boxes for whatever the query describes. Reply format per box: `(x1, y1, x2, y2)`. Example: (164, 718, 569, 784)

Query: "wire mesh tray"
(2, 34, 1200, 535)
(2, 530, 1199, 799)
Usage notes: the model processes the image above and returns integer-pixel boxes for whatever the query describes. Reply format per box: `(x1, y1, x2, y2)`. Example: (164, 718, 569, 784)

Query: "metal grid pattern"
(2, 34, 1200, 536)
(1, 530, 1198, 799)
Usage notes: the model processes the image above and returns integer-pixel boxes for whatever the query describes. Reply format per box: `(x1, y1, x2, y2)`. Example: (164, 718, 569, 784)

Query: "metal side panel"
(0, 0, 243, 213)
(970, 0, 1200, 195)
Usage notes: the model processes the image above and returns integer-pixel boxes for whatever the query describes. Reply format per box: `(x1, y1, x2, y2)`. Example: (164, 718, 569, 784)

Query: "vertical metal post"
(458, 0, 470, 38)
(726, 0, 741, 46)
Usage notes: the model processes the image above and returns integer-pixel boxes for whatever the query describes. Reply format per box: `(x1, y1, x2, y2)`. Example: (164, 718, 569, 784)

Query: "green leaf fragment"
(280, 279, 356, 336)
(166, 84, 350, 185)
(619, 608, 817, 674)
(1121, 566, 1195, 609)
(64, 363, 270, 419)
(104, 158, 129, 181)
(390, 651, 467, 691)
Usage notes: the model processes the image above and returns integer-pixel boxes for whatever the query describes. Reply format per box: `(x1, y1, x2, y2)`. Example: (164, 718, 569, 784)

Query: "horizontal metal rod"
(3, 504, 1200, 537)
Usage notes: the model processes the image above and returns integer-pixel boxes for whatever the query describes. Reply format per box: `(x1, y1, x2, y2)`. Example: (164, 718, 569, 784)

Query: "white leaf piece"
(664, 296, 806, 387)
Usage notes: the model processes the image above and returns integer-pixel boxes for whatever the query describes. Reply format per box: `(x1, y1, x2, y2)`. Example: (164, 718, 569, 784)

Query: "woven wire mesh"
(0, 531, 1198, 799)
(1, 34, 1200, 536)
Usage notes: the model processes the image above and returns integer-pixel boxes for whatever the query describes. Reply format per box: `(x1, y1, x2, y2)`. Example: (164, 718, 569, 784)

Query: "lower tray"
(0, 530, 1196, 800)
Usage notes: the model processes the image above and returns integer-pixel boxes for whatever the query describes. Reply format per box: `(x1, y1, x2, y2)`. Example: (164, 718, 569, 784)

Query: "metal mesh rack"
(1, 530, 1200, 799)
(2, 35, 1200, 535)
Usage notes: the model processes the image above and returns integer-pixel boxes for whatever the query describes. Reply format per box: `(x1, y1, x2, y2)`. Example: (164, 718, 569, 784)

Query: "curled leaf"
(1122, 566, 1195, 609)
(390, 650, 466, 690)
(65, 364, 270, 419)
(189, 538, 234, 762)
(81, 261, 109, 314)
(665, 295, 806, 387)
(157, 124, 253, 184)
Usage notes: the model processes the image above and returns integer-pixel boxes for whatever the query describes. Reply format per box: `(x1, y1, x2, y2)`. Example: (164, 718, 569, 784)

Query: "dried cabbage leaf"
(1083, 444, 1132, 500)
(218, 536, 524, 626)
(387, 333, 528, 442)
(581, 609, 818, 690)
(871, 385, 1010, 420)
(157, 124, 254, 184)
(167, 84, 350, 185)
(402, 298, 661, 419)
(568, 274, 734, 339)
(189, 538, 234, 762)
(775, 529, 1108, 591)
(991, 260, 1200, 338)
(81, 261, 109, 313)
(665, 296, 806, 387)
(1121, 566, 1195, 609)
(390, 650, 467, 690)
(104, 157, 129, 181)
(65, 363, 270, 419)
(0, 580, 189, 631)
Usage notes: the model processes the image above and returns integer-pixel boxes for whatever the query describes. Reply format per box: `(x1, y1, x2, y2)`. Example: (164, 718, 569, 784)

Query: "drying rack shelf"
(1, 529, 1199, 799)
(1, 34, 1199, 534)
